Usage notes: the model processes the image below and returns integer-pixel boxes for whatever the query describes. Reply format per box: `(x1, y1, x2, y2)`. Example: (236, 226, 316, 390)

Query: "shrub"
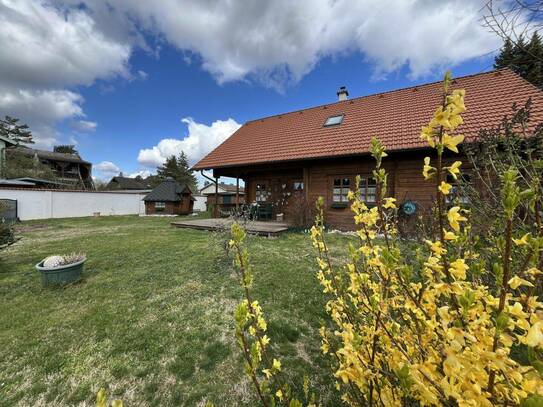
(231, 72, 543, 406)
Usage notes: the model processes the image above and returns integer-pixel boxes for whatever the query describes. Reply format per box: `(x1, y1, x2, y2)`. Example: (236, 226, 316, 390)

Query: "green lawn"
(0, 215, 349, 406)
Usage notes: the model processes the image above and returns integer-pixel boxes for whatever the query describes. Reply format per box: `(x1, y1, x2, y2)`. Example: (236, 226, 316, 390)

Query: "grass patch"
(0, 215, 350, 406)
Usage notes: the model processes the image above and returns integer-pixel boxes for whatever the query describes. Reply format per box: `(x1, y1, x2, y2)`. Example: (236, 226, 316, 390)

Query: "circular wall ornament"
(402, 201, 417, 216)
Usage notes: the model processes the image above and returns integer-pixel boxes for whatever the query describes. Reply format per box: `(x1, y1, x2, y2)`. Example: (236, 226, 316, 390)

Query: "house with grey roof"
(106, 175, 150, 191)
(143, 177, 194, 215)
(6, 146, 94, 189)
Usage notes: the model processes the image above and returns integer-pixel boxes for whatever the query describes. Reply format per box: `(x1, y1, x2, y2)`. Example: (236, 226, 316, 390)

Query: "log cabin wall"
(216, 150, 472, 230)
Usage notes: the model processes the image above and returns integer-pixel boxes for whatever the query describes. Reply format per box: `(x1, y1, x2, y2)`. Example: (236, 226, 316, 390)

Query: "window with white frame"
(155, 201, 166, 210)
(332, 178, 350, 203)
(359, 177, 377, 203)
(293, 181, 304, 191)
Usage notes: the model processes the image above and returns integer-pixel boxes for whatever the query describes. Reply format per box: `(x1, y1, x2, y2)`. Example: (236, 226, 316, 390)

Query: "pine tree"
(0, 116, 34, 144)
(53, 145, 78, 155)
(494, 38, 515, 69)
(526, 32, 543, 88)
(494, 33, 543, 88)
(156, 152, 197, 191)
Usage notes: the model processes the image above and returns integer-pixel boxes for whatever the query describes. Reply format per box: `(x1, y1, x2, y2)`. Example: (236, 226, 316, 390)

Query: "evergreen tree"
(495, 32, 543, 88)
(53, 145, 78, 155)
(526, 32, 543, 87)
(156, 152, 197, 191)
(494, 38, 515, 69)
(0, 116, 34, 144)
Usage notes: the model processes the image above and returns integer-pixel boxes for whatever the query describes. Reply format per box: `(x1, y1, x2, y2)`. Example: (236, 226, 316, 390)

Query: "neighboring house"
(0, 135, 17, 178)
(6, 146, 94, 190)
(143, 177, 194, 215)
(193, 69, 543, 229)
(200, 182, 245, 212)
(106, 176, 150, 191)
(192, 193, 207, 212)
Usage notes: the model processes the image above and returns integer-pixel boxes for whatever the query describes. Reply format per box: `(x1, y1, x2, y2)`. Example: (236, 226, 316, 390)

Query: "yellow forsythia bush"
(231, 72, 543, 406)
(311, 73, 543, 406)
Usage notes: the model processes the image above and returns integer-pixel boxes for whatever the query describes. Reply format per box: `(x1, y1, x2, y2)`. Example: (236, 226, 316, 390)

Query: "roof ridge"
(245, 68, 512, 124)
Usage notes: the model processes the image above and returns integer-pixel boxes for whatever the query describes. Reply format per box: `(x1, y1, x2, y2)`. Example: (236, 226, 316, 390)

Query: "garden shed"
(143, 177, 194, 215)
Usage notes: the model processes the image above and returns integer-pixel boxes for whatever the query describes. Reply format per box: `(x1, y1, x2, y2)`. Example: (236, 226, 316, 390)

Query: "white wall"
(0, 188, 147, 220)
(193, 194, 207, 212)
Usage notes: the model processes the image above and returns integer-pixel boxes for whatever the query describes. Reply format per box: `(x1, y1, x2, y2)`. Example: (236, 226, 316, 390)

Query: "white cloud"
(94, 161, 121, 176)
(138, 117, 241, 168)
(0, 0, 130, 146)
(137, 70, 149, 80)
(0, 86, 85, 148)
(69, 0, 500, 88)
(71, 120, 98, 133)
(0, 0, 130, 89)
(128, 170, 151, 179)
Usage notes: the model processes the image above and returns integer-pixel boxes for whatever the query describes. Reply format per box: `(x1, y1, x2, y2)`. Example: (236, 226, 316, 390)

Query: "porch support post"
(214, 176, 219, 218)
(236, 176, 240, 212)
(303, 167, 309, 201)
(303, 166, 310, 225)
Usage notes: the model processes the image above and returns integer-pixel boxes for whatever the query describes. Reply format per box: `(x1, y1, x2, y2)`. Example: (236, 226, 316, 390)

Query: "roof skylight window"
(324, 114, 344, 127)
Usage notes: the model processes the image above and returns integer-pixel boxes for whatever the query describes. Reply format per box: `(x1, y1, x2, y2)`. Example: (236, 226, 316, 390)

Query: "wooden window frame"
(359, 176, 378, 205)
(331, 176, 351, 208)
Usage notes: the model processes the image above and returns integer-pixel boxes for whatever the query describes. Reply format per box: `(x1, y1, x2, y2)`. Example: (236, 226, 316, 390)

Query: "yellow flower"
(262, 368, 272, 379)
(443, 230, 457, 240)
(275, 390, 283, 401)
(272, 358, 281, 371)
(508, 275, 534, 290)
(446, 161, 462, 180)
(448, 112, 464, 128)
(442, 133, 464, 153)
(512, 233, 530, 246)
(438, 181, 452, 195)
(447, 206, 467, 232)
(261, 335, 270, 346)
(525, 322, 543, 347)
(423, 157, 434, 180)
(383, 197, 396, 209)
(449, 258, 468, 280)
(448, 89, 466, 112)
(433, 106, 451, 128)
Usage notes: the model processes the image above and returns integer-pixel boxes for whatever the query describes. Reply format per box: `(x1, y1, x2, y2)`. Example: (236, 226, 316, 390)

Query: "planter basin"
(35, 258, 86, 287)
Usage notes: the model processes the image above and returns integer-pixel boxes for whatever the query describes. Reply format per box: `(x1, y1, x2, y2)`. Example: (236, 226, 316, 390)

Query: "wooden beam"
(214, 177, 219, 218)
(236, 176, 240, 212)
(303, 167, 309, 202)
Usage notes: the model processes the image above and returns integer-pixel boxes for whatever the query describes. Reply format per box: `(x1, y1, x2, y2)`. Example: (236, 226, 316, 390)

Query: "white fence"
(0, 188, 148, 221)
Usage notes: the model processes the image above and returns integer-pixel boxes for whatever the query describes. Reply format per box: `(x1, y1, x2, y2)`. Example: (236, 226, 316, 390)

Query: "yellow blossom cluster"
(311, 73, 543, 406)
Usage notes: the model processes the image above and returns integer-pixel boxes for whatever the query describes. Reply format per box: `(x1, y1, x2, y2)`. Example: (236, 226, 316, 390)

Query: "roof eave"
(192, 145, 436, 171)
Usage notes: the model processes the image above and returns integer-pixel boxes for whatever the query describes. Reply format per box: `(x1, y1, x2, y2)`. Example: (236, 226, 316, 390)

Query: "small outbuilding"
(143, 177, 194, 215)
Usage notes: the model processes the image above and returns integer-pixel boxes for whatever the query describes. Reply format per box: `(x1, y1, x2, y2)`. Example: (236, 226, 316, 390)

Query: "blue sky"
(0, 1, 503, 184)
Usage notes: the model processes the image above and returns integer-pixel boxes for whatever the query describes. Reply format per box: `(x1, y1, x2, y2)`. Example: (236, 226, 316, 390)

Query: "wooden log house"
(193, 69, 543, 230)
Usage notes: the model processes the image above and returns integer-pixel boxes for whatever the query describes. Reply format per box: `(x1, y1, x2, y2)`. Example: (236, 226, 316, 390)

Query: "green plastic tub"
(35, 258, 86, 287)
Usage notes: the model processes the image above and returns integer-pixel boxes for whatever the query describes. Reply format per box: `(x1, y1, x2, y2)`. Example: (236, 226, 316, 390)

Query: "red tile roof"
(193, 69, 543, 170)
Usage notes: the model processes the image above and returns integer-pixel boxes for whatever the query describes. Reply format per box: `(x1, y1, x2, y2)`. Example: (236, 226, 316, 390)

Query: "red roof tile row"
(193, 69, 543, 170)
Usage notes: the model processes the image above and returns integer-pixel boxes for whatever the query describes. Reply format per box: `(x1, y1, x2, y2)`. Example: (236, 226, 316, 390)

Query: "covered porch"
(201, 162, 310, 227)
